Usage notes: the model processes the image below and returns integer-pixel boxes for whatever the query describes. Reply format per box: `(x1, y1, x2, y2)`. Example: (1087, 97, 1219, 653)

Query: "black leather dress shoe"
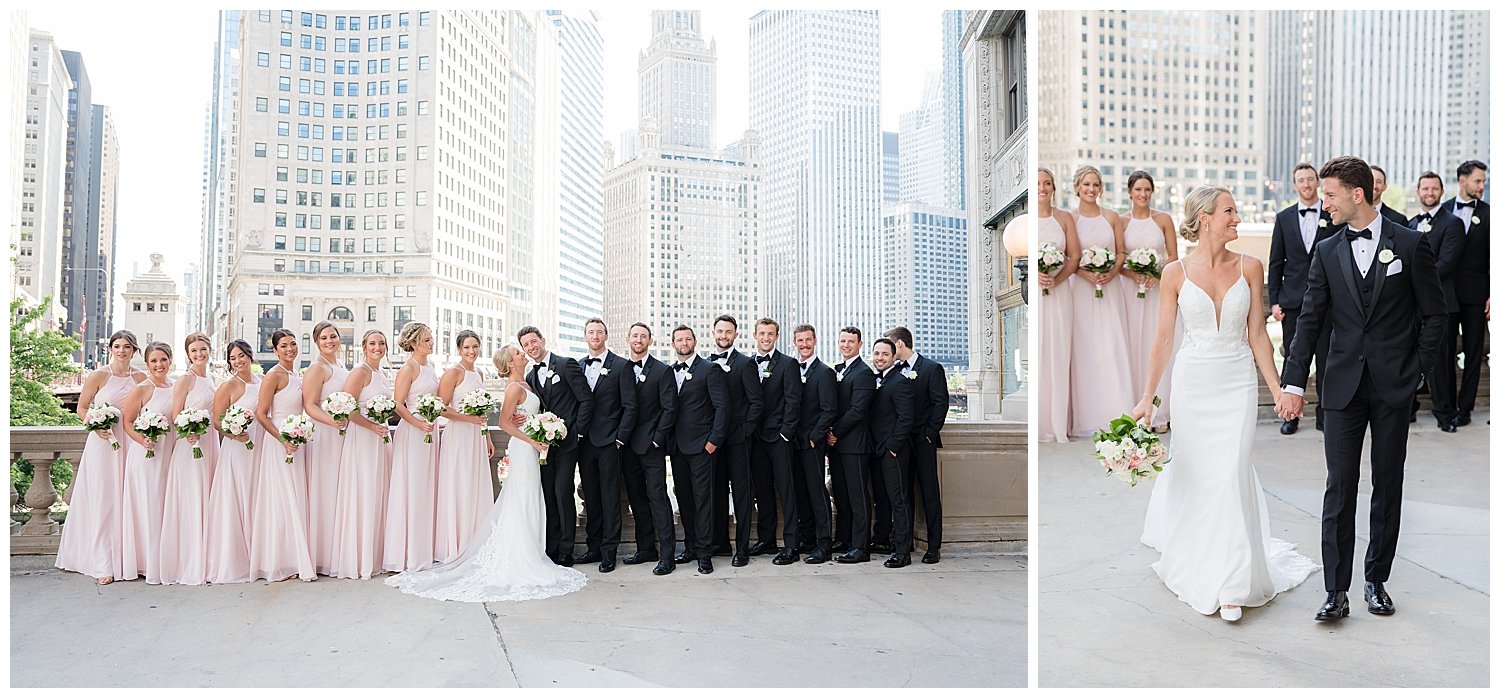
(772, 549, 797, 565)
(697, 558, 714, 574)
(599, 558, 616, 574)
(1315, 591, 1350, 621)
(869, 541, 894, 555)
(1455, 412, 1473, 427)
(652, 560, 675, 576)
(557, 554, 575, 567)
(1441, 419, 1458, 433)
(731, 552, 749, 567)
(922, 550, 941, 564)
(1280, 418, 1299, 435)
(829, 541, 850, 553)
(673, 550, 696, 564)
(836, 548, 870, 563)
(576, 550, 603, 565)
(883, 553, 911, 569)
(623, 550, 659, 565)
(1364, 582, 1394, 615)
(804, 547, 830, 564)
(747, 540, 777, 556)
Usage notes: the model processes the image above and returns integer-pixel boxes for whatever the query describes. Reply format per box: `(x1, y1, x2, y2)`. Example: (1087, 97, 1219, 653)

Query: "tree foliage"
(9, 297, 82, 426)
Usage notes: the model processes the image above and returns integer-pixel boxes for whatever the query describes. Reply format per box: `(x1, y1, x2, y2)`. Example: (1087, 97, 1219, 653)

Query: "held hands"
(1275, 391, 1305, 421)
(1271, 304, 1285, 322)
(281, 438, 299, 455)
(366, 422, 389, 440)
(187, 435, 200, 447)
(531, 439, 547, 454)
(486, 439, 495, 459)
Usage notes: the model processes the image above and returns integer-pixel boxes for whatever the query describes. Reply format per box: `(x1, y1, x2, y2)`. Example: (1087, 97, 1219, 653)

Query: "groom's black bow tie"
(1299, 207, 1318, 216)
(754, 354, 772, 364)
(1411, 213, 1432, 224)
(673, 362, 689, 371)
(710, 351, 729, 361)
(1457, 200, 1477, 209)
(532, 361, 546, 370)
(1344, 228, 1372, 241)
(632, 360, 644, 369)
(583, 357, 601, 366)
(799, 361, 809, 370)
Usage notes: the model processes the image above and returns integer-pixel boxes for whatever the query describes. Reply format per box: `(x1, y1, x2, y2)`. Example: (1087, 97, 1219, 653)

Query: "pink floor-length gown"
(55, 373, 135, 579)
(1120, 214, 1176, 424)
(157, 372, 221, 585)
(1069, 212, 1137, 438)
(1037, 213, 1073, 443)
(118, 384, 176, 583)
(434, 368, 496, 563)
(383, 360, 441, 572)
(329, 367, 393, 579)
(248, 370, 316, 582)
(205, 376, 262, 584)
(307, 361, 349, 576)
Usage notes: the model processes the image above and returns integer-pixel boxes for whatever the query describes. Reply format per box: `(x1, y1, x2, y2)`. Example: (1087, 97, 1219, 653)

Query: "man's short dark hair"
(713, 314, 738, 329)
(671, 324, 695, 339)
(883, 326, 914, 350)
(1458, 160, 1488, 179)
(756, 317, 779, 333)
(1370, 164, 1387, 179)
(872, 337, 896, 353)
(584, 317, 608, 333)
(517, 325, 542, 342)
(1293, 162, 1317, 177)
(1418, 171, 1443, 187)
(839, 326, 862, 341)
(1319, 156, 1375, 205)
(629, 322, 652, 338)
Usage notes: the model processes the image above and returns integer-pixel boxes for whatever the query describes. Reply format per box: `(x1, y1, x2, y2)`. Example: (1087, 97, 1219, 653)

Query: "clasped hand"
(1275, 391, 1304, 421)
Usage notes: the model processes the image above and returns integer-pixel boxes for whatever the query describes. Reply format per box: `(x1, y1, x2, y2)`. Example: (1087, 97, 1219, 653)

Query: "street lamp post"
(999, 215, 1031, 423)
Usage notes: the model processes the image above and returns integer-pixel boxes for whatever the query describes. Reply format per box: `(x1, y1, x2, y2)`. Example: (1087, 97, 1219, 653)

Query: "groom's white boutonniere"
(904, 369, 918, 380)
(1378, 249, 1395, 264)
(637, 373, 647, 383)
(598, 367, 610, 376)
(1473, 215, 1482, 225)
(720, 364, 731, 373)
(1319, 219, 1328, 228)
(1417, 221, 1432, 232)
(683, 372, 694, 381)
(800, 376, 807, 384)
(761, 369, 772, 379)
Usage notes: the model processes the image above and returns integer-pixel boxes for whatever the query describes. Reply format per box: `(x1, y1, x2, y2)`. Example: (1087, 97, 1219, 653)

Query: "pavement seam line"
(484, 603, 521, 686)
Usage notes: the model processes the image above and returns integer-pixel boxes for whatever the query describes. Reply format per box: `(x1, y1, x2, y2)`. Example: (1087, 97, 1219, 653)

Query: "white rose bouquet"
(1124, 247, 1163, 299)
(83, 402, 123, 451)
(458, 388, 495, 433)
(1037, 242, 1066, 296)
(322, 391, 358, 435)
(1079, 245, 1116, 298)
(522, 411, 568, 466)
(362, 394, 398, 443)
(277, 413, 316, 464)
(220, 405, 255, 451)
(133, 409, 172, 459)
(1090, 399, 1168, 487)
(174, 407, 214, 459)
(415, 393, 446, 443)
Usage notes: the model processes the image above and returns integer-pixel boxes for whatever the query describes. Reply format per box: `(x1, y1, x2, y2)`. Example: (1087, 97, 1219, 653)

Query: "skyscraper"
(547, 10, 605, 357)
(18, 30, 71, 326)
(899, 73, 945, 206)
(749, 10, 881, 360)
(506, 10, 560, 348)
(1445, 10, 1490, 186)
(882, 130, 900, 204)
(882, 203, 969, 368)
(940, 9, 967, 212)
(636, 10, 716, 152)
(199, 10, 241, 339)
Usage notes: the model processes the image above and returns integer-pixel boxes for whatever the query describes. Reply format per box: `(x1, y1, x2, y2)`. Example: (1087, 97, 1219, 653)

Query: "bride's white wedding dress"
(1140, 256, 1318, 615)
(387, 388, 587, 602)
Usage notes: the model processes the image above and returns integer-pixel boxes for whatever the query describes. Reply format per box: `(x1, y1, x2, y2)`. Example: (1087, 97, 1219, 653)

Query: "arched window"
(327, 306, 355, 322)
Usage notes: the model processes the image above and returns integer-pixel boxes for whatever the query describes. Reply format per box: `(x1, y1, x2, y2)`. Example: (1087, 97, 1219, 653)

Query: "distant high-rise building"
(882, 203, 969, 368)
(3, 13, 30, 313)
(199, 10, 241, 341)
(506, 9, 562, 349)
(637, 10, 716, 151)
(1445, 10, 1489, 189)
(83, 105, 119, 361)
(18, 30, 71, 326)
(749, 10, 881, 361)
(59, 50, 95, 353)
(899, 74, 945, 206)
(548, 10, 605, 357)
(882, 131, 900, 204)
(941, 9, 967, 211)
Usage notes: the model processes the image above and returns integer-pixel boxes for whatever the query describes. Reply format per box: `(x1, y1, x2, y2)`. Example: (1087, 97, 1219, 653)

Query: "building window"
(257, 52, 270, 67)
(273, 285, 285, 297)
(132, 302, 141, 312)
(368, 305, 378, 322)
(274, 259, 285, 272)
(302, 334, 311, 355)
(258, 284, 270, 295)
(146, 303, 155, 312)
(161, 303, 169, 312)
(256, 97, 268, 112)
(253, 188, 265, 203)
(274, 234, 287, 250)
(254, 142, 267, 157)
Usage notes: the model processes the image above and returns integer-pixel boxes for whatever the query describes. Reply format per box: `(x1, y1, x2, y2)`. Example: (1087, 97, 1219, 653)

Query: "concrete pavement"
(1039, 413, 1489, 687)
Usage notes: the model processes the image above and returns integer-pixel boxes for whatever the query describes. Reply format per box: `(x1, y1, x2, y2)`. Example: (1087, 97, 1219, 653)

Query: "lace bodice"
(1179, 258, 1251, 357)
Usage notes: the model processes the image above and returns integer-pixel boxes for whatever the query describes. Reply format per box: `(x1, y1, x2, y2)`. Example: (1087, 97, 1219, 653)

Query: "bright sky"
(25, 8, 944, 317)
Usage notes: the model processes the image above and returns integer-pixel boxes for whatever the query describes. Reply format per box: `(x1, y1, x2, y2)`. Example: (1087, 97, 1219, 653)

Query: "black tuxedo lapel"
(1366, 232, 1396, 326)
(1336, 237, 1365, 323)
(527, 362, 543, 394)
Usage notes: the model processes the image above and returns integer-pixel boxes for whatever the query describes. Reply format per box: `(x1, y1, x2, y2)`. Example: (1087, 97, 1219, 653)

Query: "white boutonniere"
(800, 376, 807, 384)
(683, 372, 694, 381)
(836, 372, 844, 382)
(761, 369, 772, 379)
(720, 364, 731, 373)
(536, 367, 551, 382)
(637, 374, 647, 383)
(1417, 221, 1432, 233)
(1378, 249, 1395, 264)
(905, 370, 918, 380)
(1319, 219, 1328, 228)
(1473, 215, 1482, 225)
(599, 367, 610, 376)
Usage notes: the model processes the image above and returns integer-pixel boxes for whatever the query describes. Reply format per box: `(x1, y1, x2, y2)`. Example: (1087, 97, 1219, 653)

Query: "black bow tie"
(1411, 213, 1432, 224)
(673, 362, 689, 371)
(799, 361, 808, 370)
(755, 354, 772, 364)
(1344, 228, 1371, 241)
(583, 357, 602, 366)
(895, 359, 910, 369)
(632, 360, 644, 369)
(834, 362, 846, 372)
(533, 361, 546, 369)
(1457, 200, 1477, 209)
(1299, 207, 1318, 216)
(710, 352, 729, 361)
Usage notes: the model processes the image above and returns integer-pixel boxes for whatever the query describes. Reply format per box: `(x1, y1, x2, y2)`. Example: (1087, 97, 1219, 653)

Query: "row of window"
(269, 213, 409, 231)
(266, 236, 408, 254)
(275, 77, 412, 96)
(262, 165, 428, 187)
(265, 258, 406, 274)
(251, 189, 425, 208)
(130, 301, 170, 313)
(257, 11, 429, 32)
(253, 98, 430, 119)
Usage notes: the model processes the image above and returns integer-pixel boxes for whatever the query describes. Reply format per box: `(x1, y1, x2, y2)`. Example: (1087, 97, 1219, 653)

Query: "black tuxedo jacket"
(1268, 203, 1337, 310)
(830, 357, 876, 455)
(794, 357, 838, 450)
(869, 366, 916, 456)
(712, 349, 763, 445)
(1281, 218, 1447, 411)
(752, 350, 802, 442)
(1378, 202, 1410, 228)
(627, 355, 676, 455)
(902, 355, 950, 448)
(1444, 197, 1490, 304)
(672, 355, 728, 455)
(527, 353, 593, 450)
(1410, 207, 1466, 313)
(582, 351, 638, 448)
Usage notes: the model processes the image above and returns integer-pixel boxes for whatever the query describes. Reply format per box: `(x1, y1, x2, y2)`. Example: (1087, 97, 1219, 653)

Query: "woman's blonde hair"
(493, 345, 521, 378)
(1072, 165, 1102, 193)
(1039, 167, 1055, 186)
(1178, 186, 1232, 243)
(397, 321, 430, 353)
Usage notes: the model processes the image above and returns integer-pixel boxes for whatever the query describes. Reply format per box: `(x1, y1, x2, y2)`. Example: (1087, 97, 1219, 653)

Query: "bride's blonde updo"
(1178, 185, 1231, 242)
(493, 344, 521, 378)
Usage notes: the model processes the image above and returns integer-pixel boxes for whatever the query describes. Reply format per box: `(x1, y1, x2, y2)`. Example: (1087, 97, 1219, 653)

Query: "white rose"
(1378, 249, 1395, 264)
(599, 367, 610, 376)
(1319, 219, 1328, 228)
(1473, 215, 1481, 225)
(720, 364, 731, 373)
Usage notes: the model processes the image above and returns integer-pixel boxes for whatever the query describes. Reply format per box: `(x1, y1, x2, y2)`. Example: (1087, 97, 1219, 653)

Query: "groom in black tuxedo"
(1443, 160, 1489, 428)
(1268, 162, 1337, 434)
(519, 326, 594, 567)
(1277, 156, 1446, 621)
(576, 318, 637, 573)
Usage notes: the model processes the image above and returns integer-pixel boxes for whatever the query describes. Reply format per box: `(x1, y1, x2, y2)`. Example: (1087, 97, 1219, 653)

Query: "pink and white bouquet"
(495, 456, 510, 482)
(362, 394, 398, 443)
(1090, 399, 1167, 487)
(322, 391, 358, 435)
(1079, 246, 1116, 298)
(133, 408, 172, 459)
(1037, 243, 1066, 296)
(522, 411, 568, 466)
(220, 405, 255, 451)
(174, 408, 214, 459)
(278, 413, 316, 464)
(83, 402, 123, 450)
(458, 388, 496, 433)
(1125, 247, 1163, 299)
(415, 393, 446, 443)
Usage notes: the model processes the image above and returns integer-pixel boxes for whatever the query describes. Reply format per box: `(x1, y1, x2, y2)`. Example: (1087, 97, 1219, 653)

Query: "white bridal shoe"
(1219, 605, 1242, 622)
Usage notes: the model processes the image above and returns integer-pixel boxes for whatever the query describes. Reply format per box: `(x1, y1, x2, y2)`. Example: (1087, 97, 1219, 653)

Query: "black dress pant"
(875, 449, 912, 555)
(750, 437, 797, 547)
(904, 438, 943, 551)
(671, 449, 716, 561)
(579, 440, 623, 560)
(833, 450, 870, 550)
(540, 444, 580, 561)
(1321, 369, 1410, 592)
(710, 439, 753, 552)
(622, 446, 675, 558)
(796, 443, 833, 550)
(1451, 303, 1488, 414)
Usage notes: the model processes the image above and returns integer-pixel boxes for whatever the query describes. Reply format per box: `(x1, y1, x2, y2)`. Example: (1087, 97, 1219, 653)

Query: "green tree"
(9, 297, 82, 426)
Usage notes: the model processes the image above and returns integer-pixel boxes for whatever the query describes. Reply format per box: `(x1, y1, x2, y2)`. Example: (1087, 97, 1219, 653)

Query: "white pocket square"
(1386, 259, 1403, 275)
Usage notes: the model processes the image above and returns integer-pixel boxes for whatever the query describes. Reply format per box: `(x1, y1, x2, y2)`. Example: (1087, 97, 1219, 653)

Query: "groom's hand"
(1276, 392, 1305, 420)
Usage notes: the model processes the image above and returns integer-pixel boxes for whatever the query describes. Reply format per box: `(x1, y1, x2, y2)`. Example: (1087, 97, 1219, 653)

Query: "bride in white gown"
(1131, 186, 1318, 621)
(387, 345, 587, 602)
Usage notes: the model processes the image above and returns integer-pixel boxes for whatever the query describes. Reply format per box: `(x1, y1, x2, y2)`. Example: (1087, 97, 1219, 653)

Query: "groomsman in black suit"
(668, 325, 729, 575)
(747, 318, 803, 564)
(519, 326, 594, 566)
(868, 338, 915, 568)
(1408, 171, 1466, 431)
(707, 315, 762, 567)
(791, 324, 838, 563)
(1269, 162, 1338, 434)
(1444, 160, 1490, 428)
(1371, 165, 1410, 228)
(828, 327, 876, 563)
(884, 326, 950, 564)
(575, 318, 637, 573)
(620, 322, 678, 574)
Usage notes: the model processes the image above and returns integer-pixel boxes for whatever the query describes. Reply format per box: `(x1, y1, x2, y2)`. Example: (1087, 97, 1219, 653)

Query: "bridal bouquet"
(362, 394, 398, 443)
(415, 393, 446, 443)
(134, 408, 172, 459)
(83, 402, 123, 451)
(278, 413, 315, 464)
(220, 405, 255, 451)
(522, 411, 568, 466)
(322, 391, 358, 435)
(1124, 247, 1163, 299)
(174, 408, 214, 459)
(1037, 242, 1066, 296)
(1090, 399, 1167, 487)
(1079, 246, 1116, 298)
(458, 388, 496, 433)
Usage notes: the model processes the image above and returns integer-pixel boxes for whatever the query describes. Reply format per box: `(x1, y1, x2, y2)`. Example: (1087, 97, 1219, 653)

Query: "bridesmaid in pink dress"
(329, 330, 394, 579)
(302, 321, 350, 576)
(158, 333, 220, 585)
(1037, 168, 1081, 443)
(118, 342, 177, 583)
(1067, 165, 1137, 438)
(1119, 170, 1180, 429)
(206, 339, 260, 584)
(248, 329, 317, 582)
(384, 322, 441, 572)
(433, 330, 498, 563)
(56, 330, 144, 584)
